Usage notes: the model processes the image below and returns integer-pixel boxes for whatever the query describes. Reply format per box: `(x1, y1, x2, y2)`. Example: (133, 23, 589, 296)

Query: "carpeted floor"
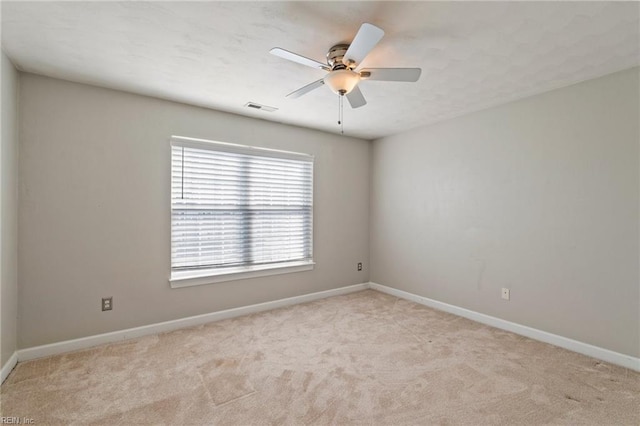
(1, 289, 638, 425)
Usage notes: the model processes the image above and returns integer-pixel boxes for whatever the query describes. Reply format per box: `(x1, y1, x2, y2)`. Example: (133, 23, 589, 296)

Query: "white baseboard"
(1, 351, 18, 384)
(17, 283, 369, 362)
(368, 282, 640, 372)
(13, 281, 639, 373)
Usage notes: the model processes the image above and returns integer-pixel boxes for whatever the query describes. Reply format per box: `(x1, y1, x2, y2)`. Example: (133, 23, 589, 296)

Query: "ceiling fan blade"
(360, 68, 422, 82)
(270, 48, 330, 71)
(286, 79, 325, 99)
(346, 86, 367, 109)
(343, 23, 385, 68)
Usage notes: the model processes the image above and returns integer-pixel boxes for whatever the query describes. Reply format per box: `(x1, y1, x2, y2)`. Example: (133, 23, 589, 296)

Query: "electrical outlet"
(357, 262, 362, 271)
(102, 297, 113, 311)
(501, 288, 510, 301)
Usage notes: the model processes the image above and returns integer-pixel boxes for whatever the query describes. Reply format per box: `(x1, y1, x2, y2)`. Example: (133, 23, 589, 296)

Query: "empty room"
(1, 1, 638, 424)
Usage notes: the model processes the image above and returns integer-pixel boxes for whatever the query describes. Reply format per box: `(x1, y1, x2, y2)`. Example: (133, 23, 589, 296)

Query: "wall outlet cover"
(102, 297, 113, 311)
(501, 288, 510, 300)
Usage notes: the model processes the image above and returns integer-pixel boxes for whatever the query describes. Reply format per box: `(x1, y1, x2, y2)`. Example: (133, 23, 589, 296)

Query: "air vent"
(244, 102, 278, 112)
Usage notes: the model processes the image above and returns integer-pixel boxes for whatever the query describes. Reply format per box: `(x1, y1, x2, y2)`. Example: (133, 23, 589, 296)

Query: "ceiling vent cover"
(244, 102, 278, 112)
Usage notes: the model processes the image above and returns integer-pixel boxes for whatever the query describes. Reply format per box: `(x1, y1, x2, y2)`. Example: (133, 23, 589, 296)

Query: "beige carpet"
(1, 289, 638, 425)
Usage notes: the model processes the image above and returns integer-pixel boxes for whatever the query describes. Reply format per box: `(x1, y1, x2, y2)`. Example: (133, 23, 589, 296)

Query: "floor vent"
(244, 102, 278, 112)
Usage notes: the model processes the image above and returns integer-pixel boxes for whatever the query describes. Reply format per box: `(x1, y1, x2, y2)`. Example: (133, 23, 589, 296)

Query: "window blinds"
(171, 137, 314, 272)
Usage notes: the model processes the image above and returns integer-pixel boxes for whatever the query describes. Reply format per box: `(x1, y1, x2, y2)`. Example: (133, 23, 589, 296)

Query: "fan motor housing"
(327, 44, 352, 70)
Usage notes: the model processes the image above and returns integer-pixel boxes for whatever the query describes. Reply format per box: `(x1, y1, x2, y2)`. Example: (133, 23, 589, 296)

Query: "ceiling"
(2, 1, 639, 140)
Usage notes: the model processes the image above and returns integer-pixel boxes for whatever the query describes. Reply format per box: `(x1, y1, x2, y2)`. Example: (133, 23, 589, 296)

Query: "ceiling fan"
(270, 23, 421, 109)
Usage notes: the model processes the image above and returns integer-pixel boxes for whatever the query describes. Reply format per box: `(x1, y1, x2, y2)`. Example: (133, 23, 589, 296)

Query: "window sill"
(169, 260, 315, 288)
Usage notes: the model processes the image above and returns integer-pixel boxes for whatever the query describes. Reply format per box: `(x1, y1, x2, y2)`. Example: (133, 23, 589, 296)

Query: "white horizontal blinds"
(171, 138, 313, 271)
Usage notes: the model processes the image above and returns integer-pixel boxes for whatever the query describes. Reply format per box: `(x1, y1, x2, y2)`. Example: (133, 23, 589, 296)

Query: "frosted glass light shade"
(323, 69, 360, 95)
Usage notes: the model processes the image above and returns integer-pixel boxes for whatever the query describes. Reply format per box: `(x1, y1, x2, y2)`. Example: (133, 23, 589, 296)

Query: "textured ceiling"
(2, 1, 639, 140)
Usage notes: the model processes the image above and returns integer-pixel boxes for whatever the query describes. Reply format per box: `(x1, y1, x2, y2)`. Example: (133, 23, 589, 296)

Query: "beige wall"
(1, 52, 19, 366)
(18, 74, 370, 348)
(370, 67, 640, 357)
(14, 67, 640, 358)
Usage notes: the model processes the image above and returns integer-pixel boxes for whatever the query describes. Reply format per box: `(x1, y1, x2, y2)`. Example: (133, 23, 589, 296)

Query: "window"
(169, 136, 314, 287)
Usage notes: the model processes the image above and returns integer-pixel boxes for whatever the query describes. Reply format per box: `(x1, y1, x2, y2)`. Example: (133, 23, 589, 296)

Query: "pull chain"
(337, 94, 344, 134)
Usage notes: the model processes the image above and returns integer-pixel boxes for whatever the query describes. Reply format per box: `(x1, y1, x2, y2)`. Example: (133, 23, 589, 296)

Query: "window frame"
(169, 136, 314, 288)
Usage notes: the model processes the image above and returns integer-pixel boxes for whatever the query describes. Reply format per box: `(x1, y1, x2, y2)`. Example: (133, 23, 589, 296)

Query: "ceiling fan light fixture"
(323, 69, 360, 95)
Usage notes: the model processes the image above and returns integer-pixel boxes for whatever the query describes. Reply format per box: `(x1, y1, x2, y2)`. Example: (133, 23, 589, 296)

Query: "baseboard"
(15, 281, 638, 372)
(1, 351, 18, 384)
(17, 283, 369, 362)
(368, 282, 640, 372)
